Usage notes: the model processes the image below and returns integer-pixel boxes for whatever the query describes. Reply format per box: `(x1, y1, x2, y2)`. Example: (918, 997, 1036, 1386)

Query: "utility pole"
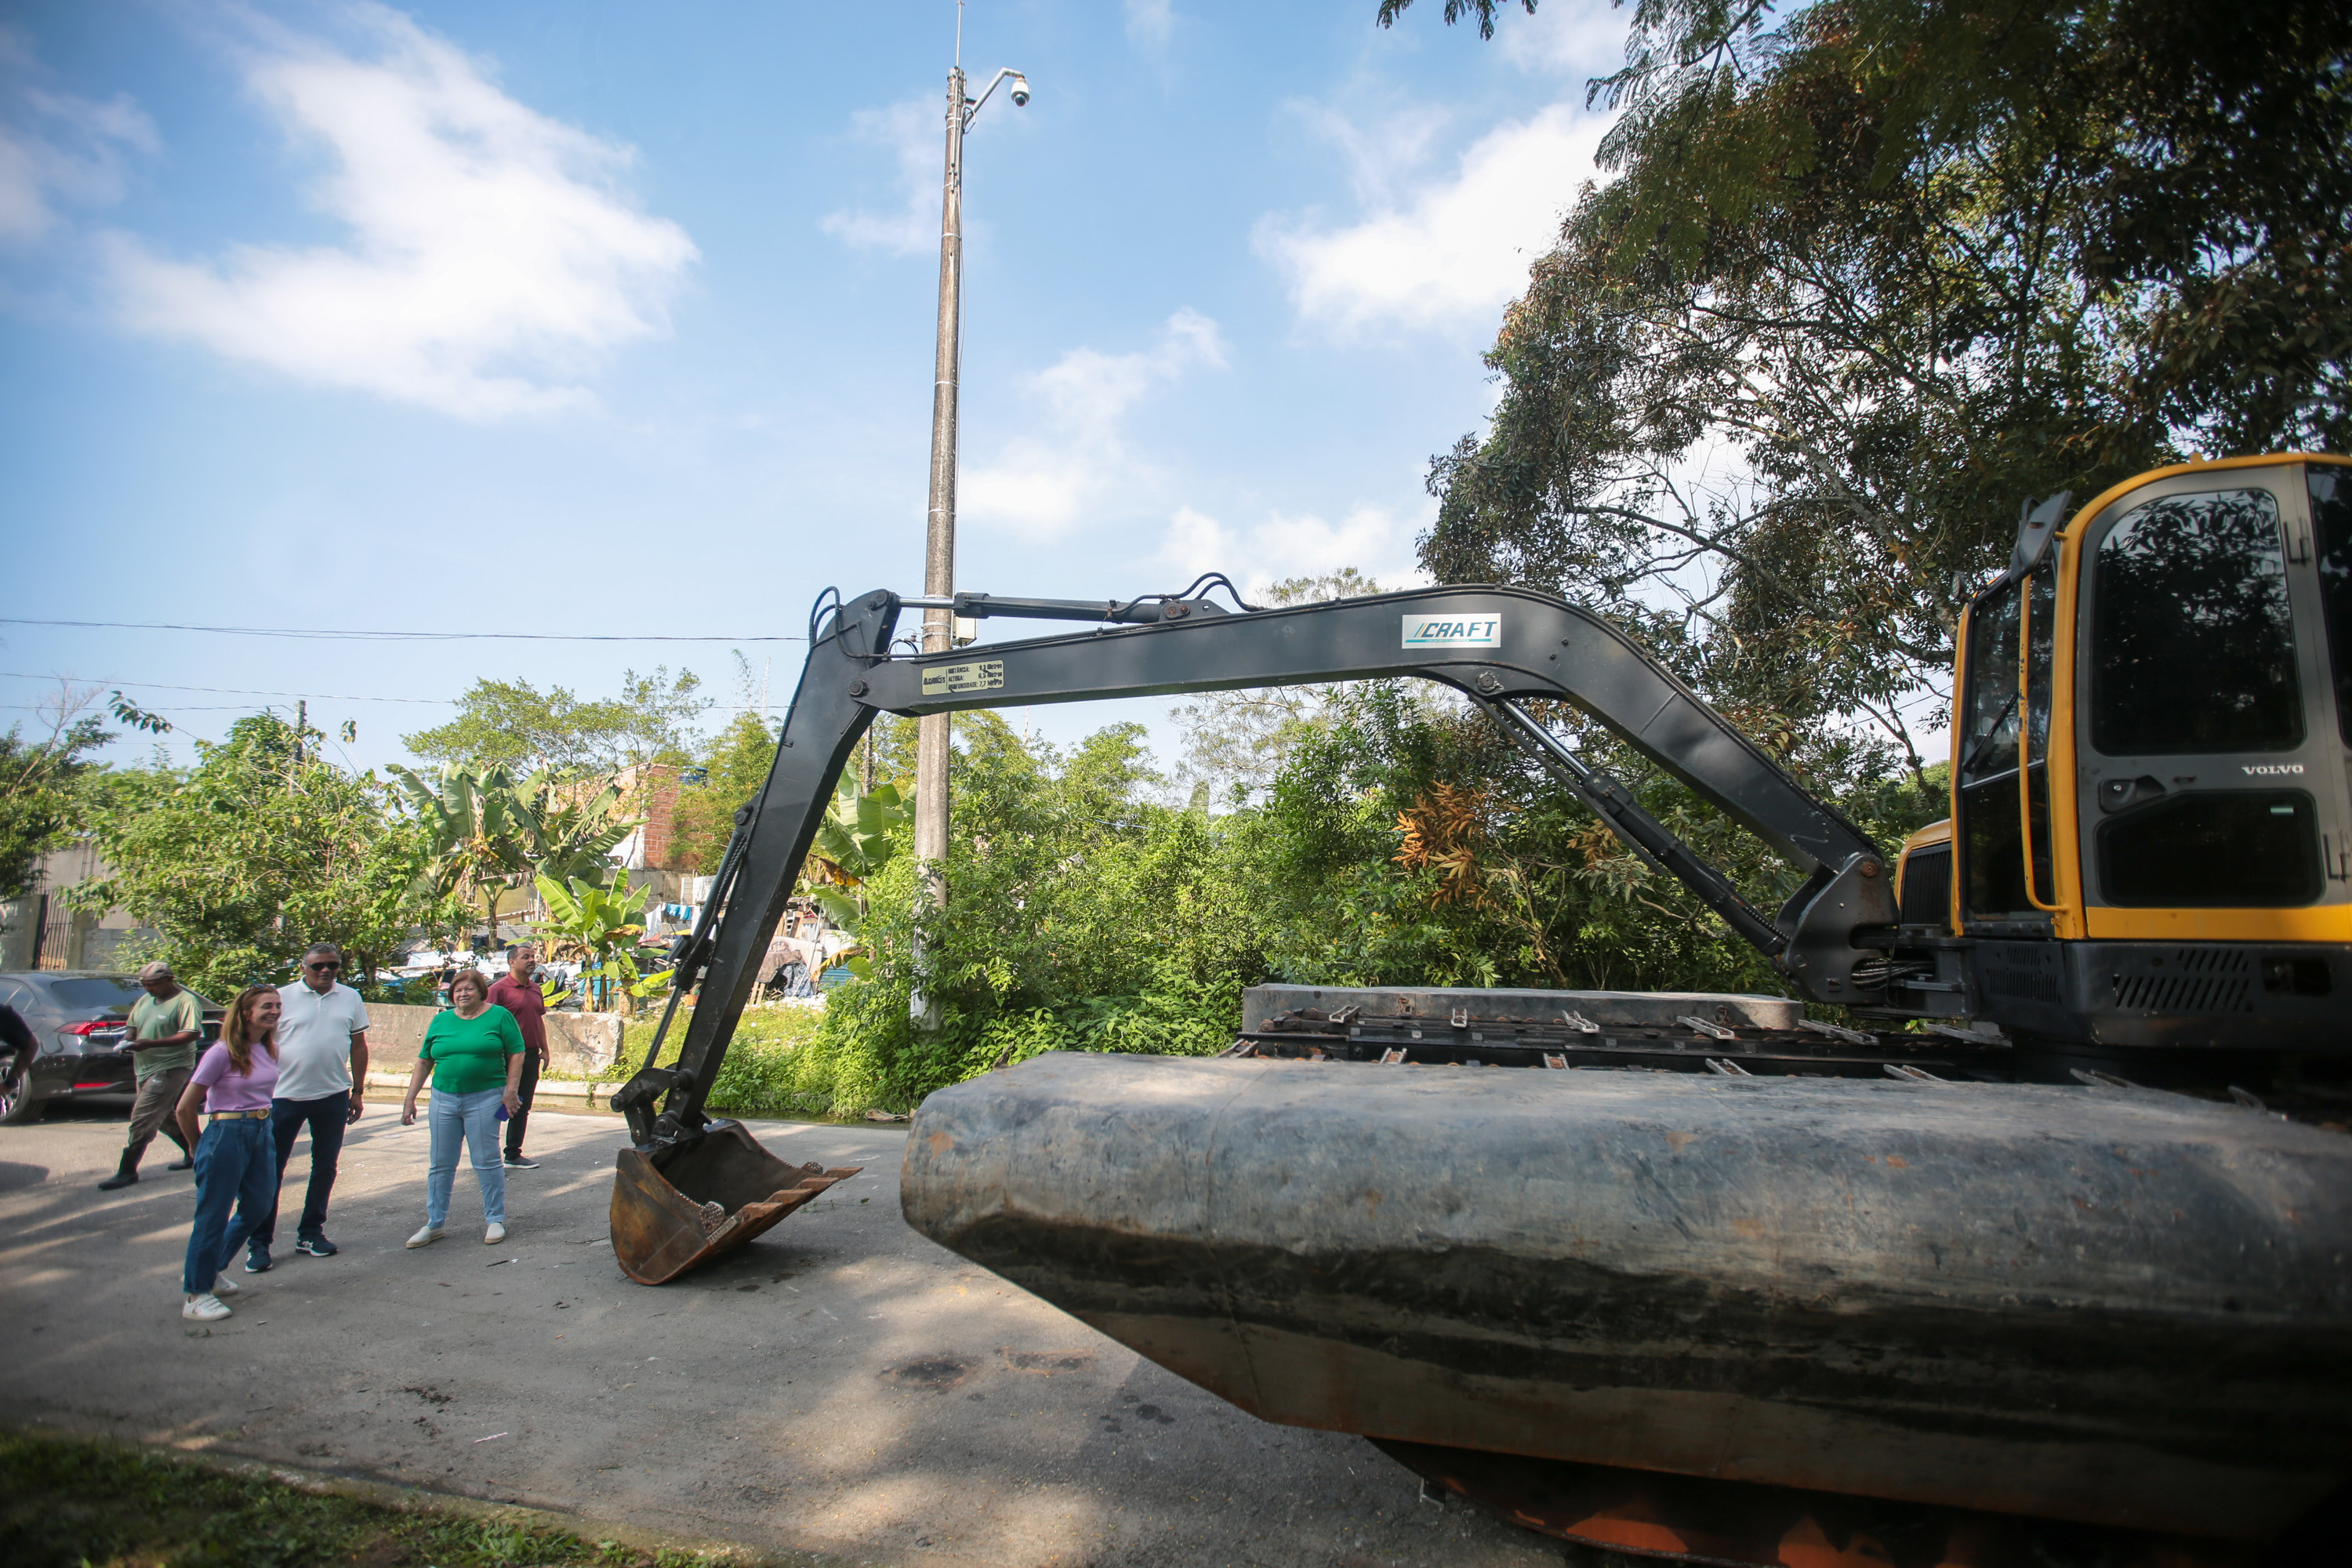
(911, 61, 967, 927)
(910, 27, 1029, 1023)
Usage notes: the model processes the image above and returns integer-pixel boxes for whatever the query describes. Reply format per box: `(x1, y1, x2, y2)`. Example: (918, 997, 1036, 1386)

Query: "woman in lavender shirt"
(172, 985, 283, 1321)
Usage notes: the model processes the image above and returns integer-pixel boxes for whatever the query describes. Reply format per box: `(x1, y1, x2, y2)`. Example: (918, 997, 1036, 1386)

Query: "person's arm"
(174, 1075, 207, 1150)
(500, 1011, 524, 1114)
(347, 1029, 369, 1121)
(402, 1021, 437, 1125)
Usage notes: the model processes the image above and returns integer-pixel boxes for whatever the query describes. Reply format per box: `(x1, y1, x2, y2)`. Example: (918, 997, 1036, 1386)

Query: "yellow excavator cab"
(1889, 453, 2352, 1046)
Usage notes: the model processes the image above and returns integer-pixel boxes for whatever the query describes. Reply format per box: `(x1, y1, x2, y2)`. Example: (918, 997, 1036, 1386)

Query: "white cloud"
(1288, 96, 1456, 211)
(1150, 502, 1428, 594)
(101, 2, 695, 419)
(1258, 100, 1606, 336)
(1495, 0, 1630, 75)
(962, 309, 1228, 540)
(1125, 0, 1176, 52)
(818, 97, 941, 256)
(0, 32, 158, 245)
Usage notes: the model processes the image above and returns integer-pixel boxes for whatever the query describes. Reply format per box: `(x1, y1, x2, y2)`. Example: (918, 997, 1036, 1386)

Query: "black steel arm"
(613, 583, 1895, 1152)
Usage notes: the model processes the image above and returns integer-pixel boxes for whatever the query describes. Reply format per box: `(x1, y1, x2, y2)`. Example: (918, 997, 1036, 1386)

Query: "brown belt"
(207, 1109, 270, 1121)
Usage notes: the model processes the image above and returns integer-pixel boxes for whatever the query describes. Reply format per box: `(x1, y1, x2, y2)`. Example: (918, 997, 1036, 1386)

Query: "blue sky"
(1, 0, 1626, 776)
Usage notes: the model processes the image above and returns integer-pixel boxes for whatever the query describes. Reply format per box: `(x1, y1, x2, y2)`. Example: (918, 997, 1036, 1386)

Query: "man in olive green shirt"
(97, 962, 204, 1191)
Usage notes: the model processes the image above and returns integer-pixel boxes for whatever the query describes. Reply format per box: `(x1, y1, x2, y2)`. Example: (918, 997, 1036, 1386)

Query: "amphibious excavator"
(610, 454, 2352, 1565)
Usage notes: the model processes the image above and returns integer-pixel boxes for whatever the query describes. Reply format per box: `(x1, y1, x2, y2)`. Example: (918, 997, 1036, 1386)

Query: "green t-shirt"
(419, 1005, 524, 1094)
(128, 989, 204, 1082)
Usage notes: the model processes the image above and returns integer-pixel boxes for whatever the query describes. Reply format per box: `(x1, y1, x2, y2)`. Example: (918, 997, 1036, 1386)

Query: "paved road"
(0, 1102, 1566, 1568)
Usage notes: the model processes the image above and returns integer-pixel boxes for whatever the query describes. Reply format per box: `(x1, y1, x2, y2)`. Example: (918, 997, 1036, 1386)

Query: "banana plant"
(510, 768, 640, 886)
(389, 763, 531, 945)
(802, 776, 906, 912)
(800, 774, 908, 978)
(532, 871, 651, 1013)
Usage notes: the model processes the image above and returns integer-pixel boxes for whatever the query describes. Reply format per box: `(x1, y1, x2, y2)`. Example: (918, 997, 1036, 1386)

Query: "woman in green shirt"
(398, 969, 523, 1247)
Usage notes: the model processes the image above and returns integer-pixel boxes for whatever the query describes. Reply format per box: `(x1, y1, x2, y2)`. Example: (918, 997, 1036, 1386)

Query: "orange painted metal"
(610, 1120, 859, 1285)
(1374, 1439, 2263, 1568)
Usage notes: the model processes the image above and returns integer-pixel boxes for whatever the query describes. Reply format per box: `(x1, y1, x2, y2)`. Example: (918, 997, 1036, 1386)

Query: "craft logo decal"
(1402, 614, 1503, 649)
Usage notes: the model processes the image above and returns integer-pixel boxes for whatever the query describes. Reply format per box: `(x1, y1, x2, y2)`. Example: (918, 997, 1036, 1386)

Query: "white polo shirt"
(274, 979, 372, 1101)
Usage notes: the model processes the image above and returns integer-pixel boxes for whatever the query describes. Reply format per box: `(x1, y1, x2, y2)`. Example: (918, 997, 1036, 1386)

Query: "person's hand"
(502, 1087, 521, 1116)
(401, 1097, 419, 1126)
(346, 1093, 365, 1124)
(537, 1044, 551, 1068)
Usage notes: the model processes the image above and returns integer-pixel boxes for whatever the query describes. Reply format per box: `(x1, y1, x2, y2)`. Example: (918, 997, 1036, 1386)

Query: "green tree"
(1, 716, 111, 901)
(1168, 568, 1385, 797)
(401, 669, 710, 776)
(670, 713, 779, 873)
(76, 713, 433, 997)
(1385, 0, 2352, 768)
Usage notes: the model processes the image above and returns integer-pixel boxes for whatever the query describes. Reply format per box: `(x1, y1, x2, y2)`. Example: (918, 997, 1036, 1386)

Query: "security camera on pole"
(910, 34, 1029, 1028)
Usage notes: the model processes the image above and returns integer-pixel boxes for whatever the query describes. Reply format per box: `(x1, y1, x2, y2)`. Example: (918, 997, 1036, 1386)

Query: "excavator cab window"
(2089, 489, 2302, 755)
(1958, 580, 2034, 920)
(2310, 466, 2352, 746)
(2024, 564, 2058, 906)
(2085, 485, 2323, 908)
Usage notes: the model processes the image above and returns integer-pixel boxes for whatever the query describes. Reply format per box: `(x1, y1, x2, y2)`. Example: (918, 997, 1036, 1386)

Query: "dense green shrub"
(733, 690, 1944, 1119)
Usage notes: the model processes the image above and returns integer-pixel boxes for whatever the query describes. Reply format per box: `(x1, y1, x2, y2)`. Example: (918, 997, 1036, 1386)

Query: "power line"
(0, 702, 368, 714)
(0, 616, 806, 643)
(0, 673, 454, 704)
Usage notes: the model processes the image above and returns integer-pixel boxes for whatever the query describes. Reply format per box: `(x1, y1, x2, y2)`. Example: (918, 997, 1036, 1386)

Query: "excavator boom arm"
(613, 584, 1895, 1149)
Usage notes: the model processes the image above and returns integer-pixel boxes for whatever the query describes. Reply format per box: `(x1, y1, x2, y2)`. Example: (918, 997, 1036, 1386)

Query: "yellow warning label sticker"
(921, 660, 1005, 696)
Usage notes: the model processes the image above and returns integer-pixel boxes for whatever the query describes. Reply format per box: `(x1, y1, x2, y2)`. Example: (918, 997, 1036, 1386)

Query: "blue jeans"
(426, 1087, 506, 1228)
(253, 1091, 348, 1247)
(183, 1117, 276, 1294)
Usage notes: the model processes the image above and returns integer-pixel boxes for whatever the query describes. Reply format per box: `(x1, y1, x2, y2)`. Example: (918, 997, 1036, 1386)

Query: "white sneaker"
(212, 1273, 240, 1298)
(483, 1221, 507, 1245)
(405, 1225, 444, 1249)
(182, 1293, 230, 1322)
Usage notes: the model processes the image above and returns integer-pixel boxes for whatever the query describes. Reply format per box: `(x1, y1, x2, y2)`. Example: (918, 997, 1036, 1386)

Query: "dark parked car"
(0, 971, 222, 1125)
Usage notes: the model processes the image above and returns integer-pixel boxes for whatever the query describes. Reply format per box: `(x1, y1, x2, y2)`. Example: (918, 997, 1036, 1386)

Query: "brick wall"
(638, 765, 681, 871)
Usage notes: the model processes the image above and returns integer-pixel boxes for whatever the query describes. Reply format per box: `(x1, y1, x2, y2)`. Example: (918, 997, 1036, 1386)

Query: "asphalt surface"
(0, 1099, 1567, 1567)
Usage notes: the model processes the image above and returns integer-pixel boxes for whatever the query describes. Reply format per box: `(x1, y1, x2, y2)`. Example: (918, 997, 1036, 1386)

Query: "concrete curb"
(3, 1417, 855, 1568)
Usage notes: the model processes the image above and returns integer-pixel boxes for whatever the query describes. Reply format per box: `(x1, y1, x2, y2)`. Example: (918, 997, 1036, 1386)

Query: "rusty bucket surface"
(611, 1120, 860, 1284)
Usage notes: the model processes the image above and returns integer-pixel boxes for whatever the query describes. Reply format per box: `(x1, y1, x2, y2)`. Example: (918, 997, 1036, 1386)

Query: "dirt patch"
(884, 1356, 977, 1391)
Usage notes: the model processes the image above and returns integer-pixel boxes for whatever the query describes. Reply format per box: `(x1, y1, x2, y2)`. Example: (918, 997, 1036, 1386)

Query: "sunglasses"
(305, 960, 341, 972)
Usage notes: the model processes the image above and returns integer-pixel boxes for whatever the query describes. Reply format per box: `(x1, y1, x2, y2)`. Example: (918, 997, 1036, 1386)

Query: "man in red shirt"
(486, 945, 552, 1170)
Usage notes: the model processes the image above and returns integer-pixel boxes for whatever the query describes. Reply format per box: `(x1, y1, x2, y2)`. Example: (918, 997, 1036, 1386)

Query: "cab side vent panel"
(2111, 948, 2256, 1014)
(1980, 945, 2062, 1004)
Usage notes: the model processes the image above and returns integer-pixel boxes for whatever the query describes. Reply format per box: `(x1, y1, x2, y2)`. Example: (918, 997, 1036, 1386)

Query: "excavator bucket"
(610, 1121, 860, 1285)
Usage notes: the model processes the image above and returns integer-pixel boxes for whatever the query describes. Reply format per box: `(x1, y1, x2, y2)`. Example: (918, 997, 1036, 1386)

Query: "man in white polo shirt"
(246, 941, 370, 1273)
